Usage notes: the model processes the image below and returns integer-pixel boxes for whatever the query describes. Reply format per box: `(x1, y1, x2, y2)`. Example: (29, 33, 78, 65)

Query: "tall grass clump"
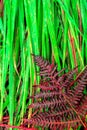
(0, 0, 87, 130)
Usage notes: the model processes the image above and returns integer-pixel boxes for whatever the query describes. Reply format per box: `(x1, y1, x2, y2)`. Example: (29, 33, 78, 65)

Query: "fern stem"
(63, 94, 86, 128)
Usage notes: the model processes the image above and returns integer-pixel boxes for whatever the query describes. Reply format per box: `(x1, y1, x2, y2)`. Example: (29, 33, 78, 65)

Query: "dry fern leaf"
(28, 55, 87, 130)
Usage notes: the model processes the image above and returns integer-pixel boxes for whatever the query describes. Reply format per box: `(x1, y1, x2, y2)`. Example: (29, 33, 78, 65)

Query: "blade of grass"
(6, 0, 17, 127)
(80, 0, 87, 64)
(43, 0, 61, 70)
(0, 4, 7, 121)
(67, 39, 75, 69)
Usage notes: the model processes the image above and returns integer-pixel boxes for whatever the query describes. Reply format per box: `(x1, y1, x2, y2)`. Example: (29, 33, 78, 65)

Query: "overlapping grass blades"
(0, 0, 86, 130)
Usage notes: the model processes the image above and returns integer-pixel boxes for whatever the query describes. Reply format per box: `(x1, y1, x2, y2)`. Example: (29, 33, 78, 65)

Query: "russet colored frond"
(29, 55, 87, 130)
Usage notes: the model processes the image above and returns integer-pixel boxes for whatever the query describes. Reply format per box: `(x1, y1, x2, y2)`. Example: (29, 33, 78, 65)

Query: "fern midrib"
(63, 93, 86, 128)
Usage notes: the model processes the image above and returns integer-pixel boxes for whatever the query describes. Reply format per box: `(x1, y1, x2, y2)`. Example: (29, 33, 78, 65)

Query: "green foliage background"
(0, 0, 87, 129)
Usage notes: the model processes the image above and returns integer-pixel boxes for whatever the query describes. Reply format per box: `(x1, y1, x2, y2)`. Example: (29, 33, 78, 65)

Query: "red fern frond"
(28, 55, 87, 129)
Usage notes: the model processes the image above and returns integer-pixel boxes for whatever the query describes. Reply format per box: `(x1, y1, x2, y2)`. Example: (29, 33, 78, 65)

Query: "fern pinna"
(28, 54, 87, 130)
